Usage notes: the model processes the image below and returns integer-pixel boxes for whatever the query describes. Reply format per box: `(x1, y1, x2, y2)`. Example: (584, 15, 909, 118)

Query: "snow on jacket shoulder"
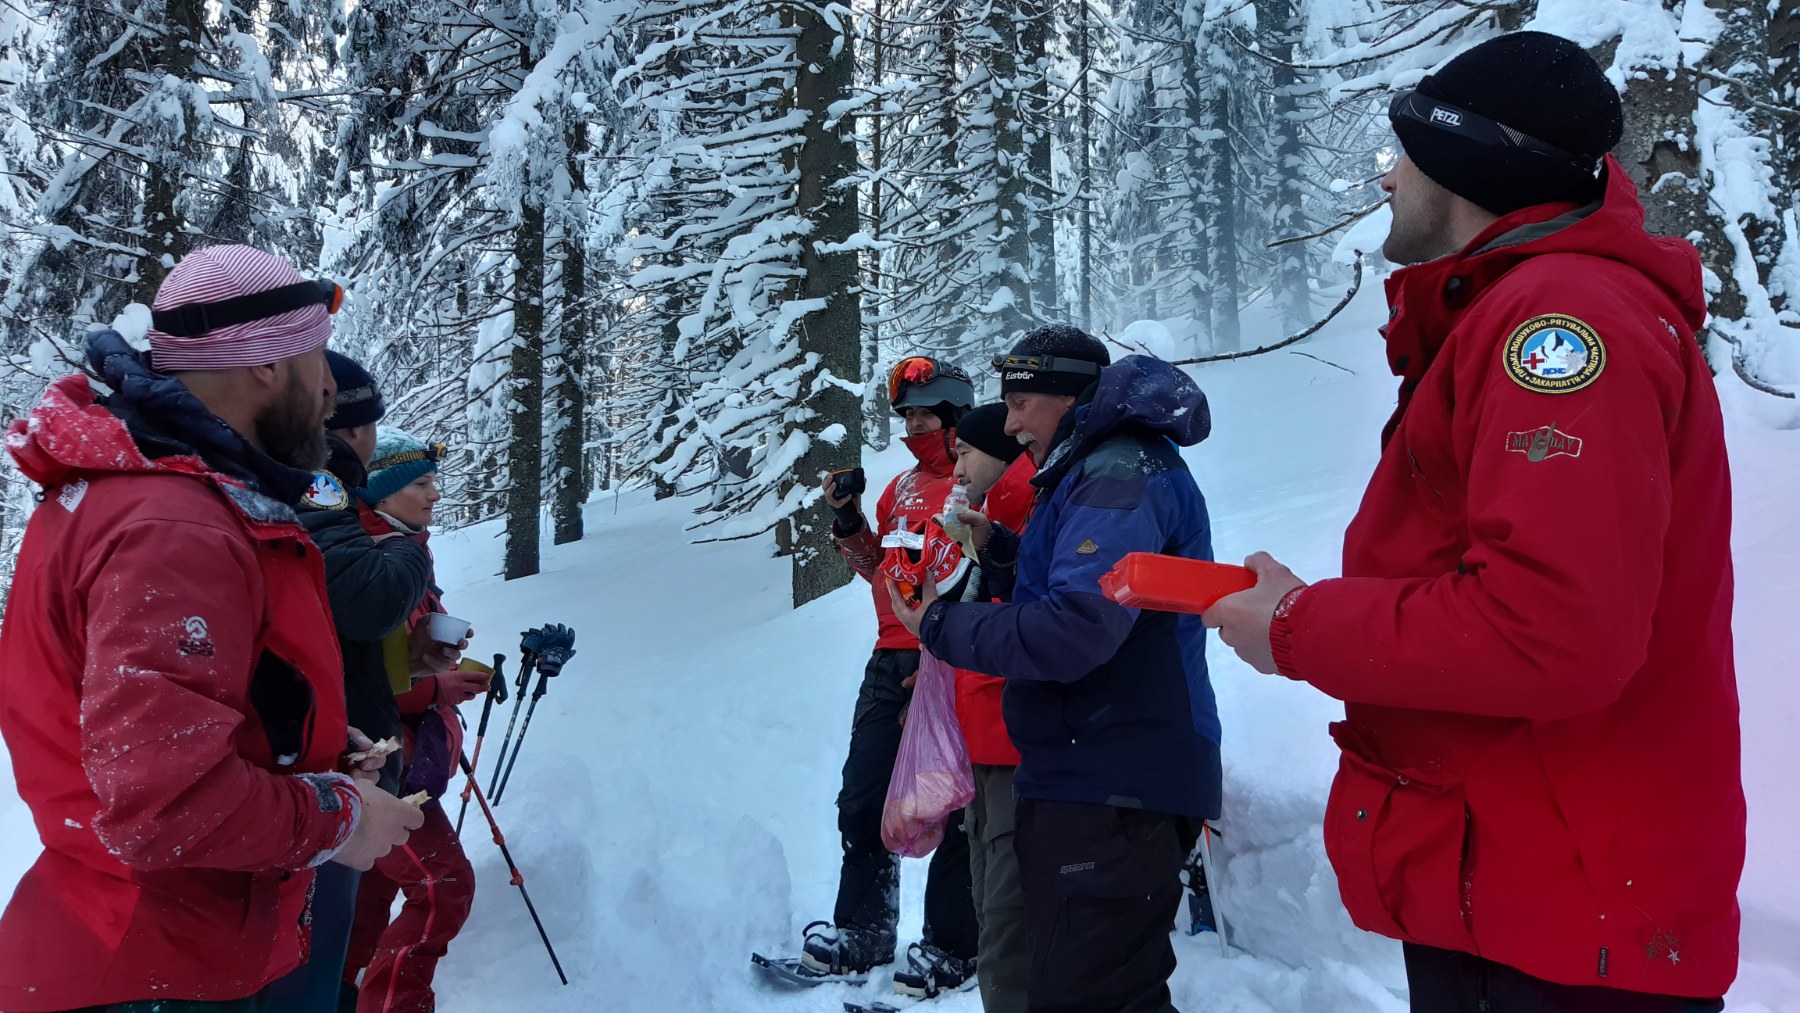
(0, 363, 358, 1011)
(923, 356, 1223, 818)
(1271, 158, 1743, 998)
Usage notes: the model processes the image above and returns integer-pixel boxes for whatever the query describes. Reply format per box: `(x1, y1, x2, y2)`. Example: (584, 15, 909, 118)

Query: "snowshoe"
(890, 941, 977, 998)
(751, 952, 867, 988)
(802, 920, 896, 976)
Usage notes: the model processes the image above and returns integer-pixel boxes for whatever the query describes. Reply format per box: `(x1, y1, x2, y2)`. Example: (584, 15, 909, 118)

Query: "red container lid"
(1098, 553, 1256, 615)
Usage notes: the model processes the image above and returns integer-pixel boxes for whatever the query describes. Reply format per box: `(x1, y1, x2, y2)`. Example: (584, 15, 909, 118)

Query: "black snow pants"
(833, 647, 978, 961)
(1402, 944, 1725, 1013)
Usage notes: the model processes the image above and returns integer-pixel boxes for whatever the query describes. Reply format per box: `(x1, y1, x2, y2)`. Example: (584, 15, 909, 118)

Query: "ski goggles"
(887, 356, 942, 405)
(991, 352, 1104, 378)
(1388, 90, 1599, 177)
(152, 278, 346, 338)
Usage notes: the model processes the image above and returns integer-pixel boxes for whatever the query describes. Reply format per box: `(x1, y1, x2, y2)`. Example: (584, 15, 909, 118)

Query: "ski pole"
(491, 624, 574, 805)
(487, 636, 538, 798)
(458, 753, 568, 985)
(456, 653, 507, 836)
(491, 661, 551, 805)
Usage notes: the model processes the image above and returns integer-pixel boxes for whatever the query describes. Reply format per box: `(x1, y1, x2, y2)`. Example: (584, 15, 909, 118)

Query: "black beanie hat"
(1390, 31, 1622, 216)
(325, 349, 385, 430)
(998, 324, 1111, 398)
(955, 403, 1025, 464)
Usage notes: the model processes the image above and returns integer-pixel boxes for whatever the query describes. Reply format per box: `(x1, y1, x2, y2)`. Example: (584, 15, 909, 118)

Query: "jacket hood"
(1035, 355, 1211, 488)
(5, 332, 313, 510)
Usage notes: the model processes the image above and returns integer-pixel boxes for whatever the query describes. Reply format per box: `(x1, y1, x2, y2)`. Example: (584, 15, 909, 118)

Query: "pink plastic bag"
(881, 649, 976, 857)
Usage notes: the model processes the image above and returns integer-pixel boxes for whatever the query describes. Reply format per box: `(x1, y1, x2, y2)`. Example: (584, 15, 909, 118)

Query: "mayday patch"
(1503, 314, 1606, 394)
(1076, 538, 1099, 555)
(1504, 424, 1583, 462)
(303, 470, 350, 511)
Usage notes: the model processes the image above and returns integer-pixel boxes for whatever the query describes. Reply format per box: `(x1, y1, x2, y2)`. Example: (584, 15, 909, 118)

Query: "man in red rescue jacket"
(1206, 33, 1743, 1011)
(0, 245, 423, 1013)
(799, 356, 978, 996)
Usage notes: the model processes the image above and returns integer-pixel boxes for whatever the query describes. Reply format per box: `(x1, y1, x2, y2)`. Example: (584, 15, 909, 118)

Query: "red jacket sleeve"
(836, 475, 898, 583)
(80, 519, 359, 872)
(1273, 287, 1684, 720)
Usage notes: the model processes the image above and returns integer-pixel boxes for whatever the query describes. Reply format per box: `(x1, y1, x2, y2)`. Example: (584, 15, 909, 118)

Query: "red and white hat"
(148, 245, 335, 370)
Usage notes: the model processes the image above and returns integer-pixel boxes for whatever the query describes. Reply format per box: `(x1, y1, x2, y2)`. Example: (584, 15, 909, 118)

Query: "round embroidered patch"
(1503, 314, 1606, 394)
(303, 469, 350, 510)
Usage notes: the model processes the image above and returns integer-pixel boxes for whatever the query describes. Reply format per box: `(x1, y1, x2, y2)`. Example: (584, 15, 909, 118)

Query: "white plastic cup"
(427, 613, 471, 646)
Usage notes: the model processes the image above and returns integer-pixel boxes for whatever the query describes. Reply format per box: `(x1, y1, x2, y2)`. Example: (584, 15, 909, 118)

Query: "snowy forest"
(0, 0, 1795, 605)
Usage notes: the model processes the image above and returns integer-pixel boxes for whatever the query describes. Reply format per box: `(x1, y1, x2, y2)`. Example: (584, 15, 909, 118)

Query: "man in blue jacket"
(891, 325, 1222, 1013)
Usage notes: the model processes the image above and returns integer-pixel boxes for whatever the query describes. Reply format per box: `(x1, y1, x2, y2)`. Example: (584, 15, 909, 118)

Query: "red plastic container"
(1098, 553, 1256, 615)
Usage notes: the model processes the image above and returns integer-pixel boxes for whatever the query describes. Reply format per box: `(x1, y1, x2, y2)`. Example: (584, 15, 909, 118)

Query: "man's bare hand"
(886, 577, 938, 638)
(408, 619, 466, 678)
(332, 776, 425, 871)
(955, 508, 994, 552)
(1202, 552, 1307, 675)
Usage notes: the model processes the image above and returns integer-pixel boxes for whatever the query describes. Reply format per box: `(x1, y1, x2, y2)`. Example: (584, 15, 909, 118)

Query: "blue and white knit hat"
(357, 426, 441, 505)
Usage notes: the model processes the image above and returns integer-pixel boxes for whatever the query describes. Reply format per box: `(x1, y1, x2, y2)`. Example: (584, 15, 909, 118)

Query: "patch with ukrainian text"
(1503, 314, 1605, 394)
(1504, 424, 1583, 463)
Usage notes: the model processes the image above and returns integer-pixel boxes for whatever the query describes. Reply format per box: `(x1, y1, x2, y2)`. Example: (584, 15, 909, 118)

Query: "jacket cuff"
(1269, 584, 1311, 680)
(830, 508, 865, 537)
(917, 599, 951, 655)
(395, 676, 437, 714)
(981, 523, 1019, 570)
(295, 772, 362, 868)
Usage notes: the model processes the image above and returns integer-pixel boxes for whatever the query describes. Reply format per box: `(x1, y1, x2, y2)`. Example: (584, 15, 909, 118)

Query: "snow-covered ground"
(2, 278, 1798, 1011)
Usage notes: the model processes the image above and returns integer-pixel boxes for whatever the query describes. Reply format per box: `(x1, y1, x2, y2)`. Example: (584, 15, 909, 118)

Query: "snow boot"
(801, 920, 897, 976)
(891, 941, 976, 998)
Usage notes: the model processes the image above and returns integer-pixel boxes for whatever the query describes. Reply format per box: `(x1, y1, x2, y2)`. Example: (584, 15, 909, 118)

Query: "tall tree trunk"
(1077, 2, 1094, 330)
(505, 186, 545, 580)
(1202, 59, 1240, 352)
(989, 0, 1031, 349)
(1258, 0, 1312, 333)
(1022, 0, 1056, 319)
(142, 0, 204, 299)
(1771, 0, 1800, 313)
(552, 127, 589, 546)
(865, 0, 891, 451)
(790, 0, 862, 607)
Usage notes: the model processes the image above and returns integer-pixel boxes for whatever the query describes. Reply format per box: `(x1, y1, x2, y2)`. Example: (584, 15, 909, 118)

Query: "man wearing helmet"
(797, 356, 980, 994)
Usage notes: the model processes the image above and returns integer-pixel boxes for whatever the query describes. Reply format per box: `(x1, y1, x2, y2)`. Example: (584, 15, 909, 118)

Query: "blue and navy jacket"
(920, 355, 1222, 819)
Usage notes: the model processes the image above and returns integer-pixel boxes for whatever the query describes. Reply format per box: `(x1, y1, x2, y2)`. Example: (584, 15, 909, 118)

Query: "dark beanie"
(955, 403, 1025, 464)
(1391, 31, 1622, 216)
(325, 349, 385, 430)
(998, 325, 1111, 398)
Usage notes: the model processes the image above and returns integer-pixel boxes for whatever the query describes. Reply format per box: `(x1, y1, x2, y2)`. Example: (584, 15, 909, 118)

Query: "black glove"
(831, 501, 864, 536)
(522, 623, 576, 677)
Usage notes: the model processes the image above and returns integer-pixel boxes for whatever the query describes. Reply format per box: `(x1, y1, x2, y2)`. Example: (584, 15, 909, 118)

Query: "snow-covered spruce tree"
(4, 0, 337, 349)
(612, 0, 863, 607)
(866, 0, 1060, 377)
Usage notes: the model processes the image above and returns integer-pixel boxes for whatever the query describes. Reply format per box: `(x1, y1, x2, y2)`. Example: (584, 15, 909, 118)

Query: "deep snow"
(1, 277, 1797, 1011)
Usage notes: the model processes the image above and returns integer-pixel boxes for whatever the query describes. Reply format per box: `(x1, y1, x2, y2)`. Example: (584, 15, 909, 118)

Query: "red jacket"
(952, 455, 1036, 766)
(1271, 158, 1743, 997)
(836, 430, 960, 650)
(0, 375, 359, 1010)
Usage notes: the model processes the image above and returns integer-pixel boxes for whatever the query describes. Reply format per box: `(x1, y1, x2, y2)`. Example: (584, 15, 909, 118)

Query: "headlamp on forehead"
(990, 352, 1104, 378)
(1388, 90, 1600, 178)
